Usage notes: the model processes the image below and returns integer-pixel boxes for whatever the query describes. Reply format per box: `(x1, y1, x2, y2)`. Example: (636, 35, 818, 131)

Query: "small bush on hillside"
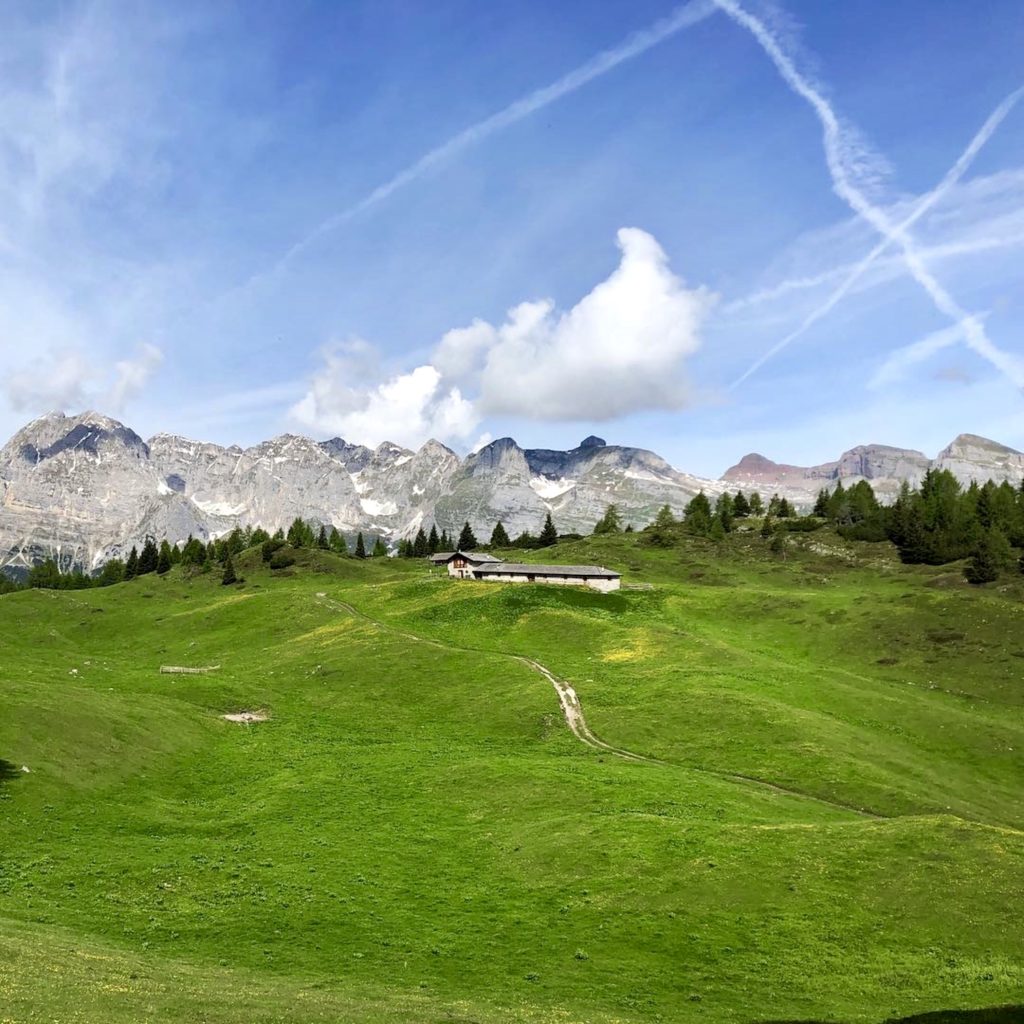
(783, 517, 826, 533)
(269, 551, 296, 571)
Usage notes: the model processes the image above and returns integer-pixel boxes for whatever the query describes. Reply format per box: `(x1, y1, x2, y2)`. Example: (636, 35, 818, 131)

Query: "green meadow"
(1, 531, 1022, 1023)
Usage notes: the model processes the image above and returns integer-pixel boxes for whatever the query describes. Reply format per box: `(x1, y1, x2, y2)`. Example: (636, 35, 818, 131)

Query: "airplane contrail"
(264, 0, 716, 279)
(715, 0, 1024, 390)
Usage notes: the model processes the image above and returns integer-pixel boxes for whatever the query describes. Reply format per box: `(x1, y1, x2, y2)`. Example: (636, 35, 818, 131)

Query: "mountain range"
(1, 410, 1022, 576)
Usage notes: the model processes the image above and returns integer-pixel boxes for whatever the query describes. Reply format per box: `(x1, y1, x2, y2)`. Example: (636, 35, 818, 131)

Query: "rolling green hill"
(1, 532, 1022, 1023)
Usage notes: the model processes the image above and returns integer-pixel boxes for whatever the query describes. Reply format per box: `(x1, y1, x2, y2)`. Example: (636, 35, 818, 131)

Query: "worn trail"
(318, 593, 884, 818)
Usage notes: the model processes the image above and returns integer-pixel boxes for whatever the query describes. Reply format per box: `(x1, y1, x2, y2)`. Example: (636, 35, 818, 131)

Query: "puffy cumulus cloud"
(290, 229, 712, 448)
(290, 341, 479, 449)
(472, 228, 714, 419)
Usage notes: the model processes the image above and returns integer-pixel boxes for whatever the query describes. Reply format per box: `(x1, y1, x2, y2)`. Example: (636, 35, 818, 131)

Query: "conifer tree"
(98, 559, 125, 587)
(317, 525, 329, 549)
(760, 515, 775, 539)
(156, 541, 172, 576)
(538, 513, 558, 548)
(813, 488, 830, 518)
(221, 553, 238, 586)
(715, 493, 734, 533)
(373, 537, 388, 557)
(427, 524, 440, 554)
(654, 505, 675, 528)
(329, 527, 347, 555)
(733, 491, 751, 518)
(124, 546, 139, 580)
(457, 521, 478, 551)
(354, 532, 367, 559)
(138, 538, 159, 576)
(777, 497, 795, 519)
(439, 529, 451, 550)
(413, 527, 428, 557)
(683, 492, 713, 536)
(592, 505, 622, 535)
(964, 527, 1012, 584)
(749, 492, 764, 516)
(490, 521, 511, 547)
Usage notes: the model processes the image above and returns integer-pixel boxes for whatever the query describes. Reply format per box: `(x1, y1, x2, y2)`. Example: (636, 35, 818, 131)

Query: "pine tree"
(221, 553, 238, 586)
(964, 527, 1012, 584)
(813, 488, 830, 518)
(654, 505, 675, 529)
(329, 527, 347, 554)
(439, 529, 451, 550)
(593, 505, 622, 535)
(156, 541, 172, 576)
(683, 492, 713, 536)
(733, 491, 751, 518)
(749, 492, 764, 516)
(317, 525, 329, 549)
(138, 538, 159, 576)
(372, 537, 388, 557)
(715, 493, 734, 533)
(777, 497, 795, 519)
(413, 527, 428, 557)
(124, 546, 139, 580)
(98, 559, 125, 587)
(457, 521, 478, 551)
(538, 513, 558, 548)
(354, 532, 367, 559)
(427, 525, 440, 554)
(760, 516, 775, 540)
(490, 521, 511, 547)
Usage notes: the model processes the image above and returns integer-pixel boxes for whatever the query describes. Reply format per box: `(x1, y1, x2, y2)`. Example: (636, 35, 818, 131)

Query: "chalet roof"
(473, 562, 620, 579)
(431, 550, 502, 564)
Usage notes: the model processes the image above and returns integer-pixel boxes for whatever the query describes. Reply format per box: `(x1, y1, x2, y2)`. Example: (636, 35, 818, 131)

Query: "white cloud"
(3, 343, 165, 417)
(289, 228, 714, 447)
(4, 348, 96, 412)
(868, 324, 966, 390)
(474, 228, 714, 419)
(290, 343, 479, 448)
(108, 343, 164, 410)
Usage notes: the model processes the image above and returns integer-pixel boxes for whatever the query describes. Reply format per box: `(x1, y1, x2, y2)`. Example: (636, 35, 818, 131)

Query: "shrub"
(262, 538, 287, 562)
(269, 551, 296, 571)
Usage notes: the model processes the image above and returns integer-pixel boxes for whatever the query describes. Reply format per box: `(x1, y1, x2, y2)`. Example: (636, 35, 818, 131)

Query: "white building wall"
(473, 573, 620, 592)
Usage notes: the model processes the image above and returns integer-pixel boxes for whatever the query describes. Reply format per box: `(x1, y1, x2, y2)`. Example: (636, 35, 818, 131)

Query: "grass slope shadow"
(760, 1007, 1024, 1024)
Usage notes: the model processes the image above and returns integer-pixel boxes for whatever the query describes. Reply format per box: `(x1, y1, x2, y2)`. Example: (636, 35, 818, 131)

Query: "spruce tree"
(733, 491, 751, 518)
(221, 553, 238, 586)
(777, 497, 795, 519)
(683, 492, 713, 536)
(490, 521, 511, 547)
(413, 527, 428, 557)
(749, 492, 764, 516)
(354, 532, 367, 559)
(138, 538, 159, 576)
(813, 488, 830, 518)
(715, 493, 734, 533)
(329, 527, 346, 554)
(124, 546, 139, 580)
(538, 513, 558, 548)
(654, 505, 675, 529)
(427, 525, 440, 555)
(317, 525, 329, 549)
(372, 537, 388, 557)
(439, 529, 451, 550)
(964, 527, 1012, 584)
(457, 521, 478, 551)
(156, 541, 172, 576)
(760, 516, 775, 540)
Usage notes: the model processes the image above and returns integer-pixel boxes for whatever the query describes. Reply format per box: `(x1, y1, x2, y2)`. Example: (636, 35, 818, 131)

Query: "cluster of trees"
(634, 472, 1024, 585)
(396, 513, 562, 558)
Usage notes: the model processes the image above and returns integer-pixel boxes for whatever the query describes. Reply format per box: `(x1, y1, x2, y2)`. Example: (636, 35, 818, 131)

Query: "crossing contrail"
(715, 0, 1024, 390)
(265, 0, 716, 278)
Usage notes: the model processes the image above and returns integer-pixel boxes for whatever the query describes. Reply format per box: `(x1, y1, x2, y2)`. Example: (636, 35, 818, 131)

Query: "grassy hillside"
(1, 532, 1022, 1023)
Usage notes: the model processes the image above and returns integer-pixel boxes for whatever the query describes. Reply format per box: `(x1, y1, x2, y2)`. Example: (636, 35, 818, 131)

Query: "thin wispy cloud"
(714, 0, 1024, 391)
(729, 85, 1023, 387)
(260, 0, 715, 280)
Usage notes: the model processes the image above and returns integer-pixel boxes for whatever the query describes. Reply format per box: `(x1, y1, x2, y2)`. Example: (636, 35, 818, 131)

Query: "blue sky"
(1, 0, 1022, 477)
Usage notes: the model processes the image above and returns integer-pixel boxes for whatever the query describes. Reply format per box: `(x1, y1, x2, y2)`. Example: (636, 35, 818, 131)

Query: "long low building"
(432, 550, 621, 592)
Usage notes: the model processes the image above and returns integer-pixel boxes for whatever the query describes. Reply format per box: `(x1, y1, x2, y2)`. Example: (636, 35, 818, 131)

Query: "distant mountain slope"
(1, 411, 1021, 573)
(723, 434, 1023, 501)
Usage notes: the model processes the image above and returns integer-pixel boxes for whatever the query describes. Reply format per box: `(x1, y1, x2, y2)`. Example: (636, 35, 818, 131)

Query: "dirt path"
(318, 593, 882, 818)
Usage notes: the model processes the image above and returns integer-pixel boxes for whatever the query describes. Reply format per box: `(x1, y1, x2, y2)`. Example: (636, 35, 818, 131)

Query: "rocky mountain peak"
(579, 435, 606, 449)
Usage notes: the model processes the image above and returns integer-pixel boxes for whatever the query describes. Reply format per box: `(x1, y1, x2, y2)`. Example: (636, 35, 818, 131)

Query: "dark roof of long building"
(431, 550, 502, 564)
(473, 562, 620, 579)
